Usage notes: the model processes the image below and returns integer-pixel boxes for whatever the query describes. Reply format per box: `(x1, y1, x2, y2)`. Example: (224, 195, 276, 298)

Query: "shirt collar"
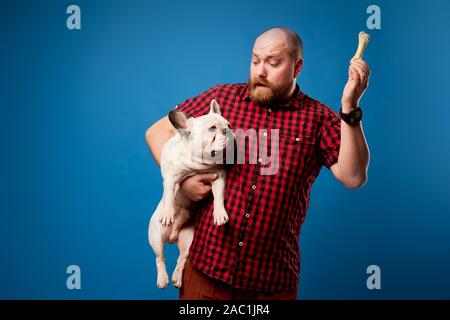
(242, 83, 304, 109)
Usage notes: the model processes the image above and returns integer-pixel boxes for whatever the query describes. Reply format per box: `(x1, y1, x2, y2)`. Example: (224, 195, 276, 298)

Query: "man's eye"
(252, 61, 259, 65)
(270, 62, 280, 67)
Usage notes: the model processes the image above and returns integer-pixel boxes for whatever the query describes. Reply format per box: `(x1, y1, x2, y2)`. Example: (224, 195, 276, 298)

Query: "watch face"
(340, 107, 362, 124)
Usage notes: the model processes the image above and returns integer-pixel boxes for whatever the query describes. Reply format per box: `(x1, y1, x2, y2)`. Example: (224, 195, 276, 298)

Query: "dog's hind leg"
(172, 223, 194, 288)
(149, 217, 170, 288)
(152, 240, 169, 288)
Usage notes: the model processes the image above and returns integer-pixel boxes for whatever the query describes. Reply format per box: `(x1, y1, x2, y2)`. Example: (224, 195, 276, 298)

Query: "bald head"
(249, 27, 304, 105)
(254, 27, 303, 61)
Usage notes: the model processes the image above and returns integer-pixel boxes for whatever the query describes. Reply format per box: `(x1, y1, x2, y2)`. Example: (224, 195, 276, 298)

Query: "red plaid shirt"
(175, 83, 341, 292)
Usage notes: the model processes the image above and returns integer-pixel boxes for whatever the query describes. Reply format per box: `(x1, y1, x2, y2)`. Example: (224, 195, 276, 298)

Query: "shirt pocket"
(277, 130, 317, 175)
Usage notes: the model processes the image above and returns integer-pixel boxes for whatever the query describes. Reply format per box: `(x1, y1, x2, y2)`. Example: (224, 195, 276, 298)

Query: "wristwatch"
(340, 107, 363, 125)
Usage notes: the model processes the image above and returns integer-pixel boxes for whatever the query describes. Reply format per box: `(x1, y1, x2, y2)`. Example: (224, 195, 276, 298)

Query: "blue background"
(1, 0, 450, 299)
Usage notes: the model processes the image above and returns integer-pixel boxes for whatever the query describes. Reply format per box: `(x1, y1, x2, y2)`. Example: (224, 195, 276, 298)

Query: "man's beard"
(248, 77, 293, 106)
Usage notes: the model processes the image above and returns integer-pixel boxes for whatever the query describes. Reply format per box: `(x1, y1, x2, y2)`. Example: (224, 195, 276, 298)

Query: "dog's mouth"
(210, 132, 231, 158)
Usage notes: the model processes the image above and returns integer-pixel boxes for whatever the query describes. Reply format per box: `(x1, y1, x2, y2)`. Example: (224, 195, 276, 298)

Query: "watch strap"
(340, 107, 363, 125)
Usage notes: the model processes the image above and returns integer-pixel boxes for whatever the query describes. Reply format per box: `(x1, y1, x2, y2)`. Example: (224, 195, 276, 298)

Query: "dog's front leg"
(211, 170, 229, 226)
(159, 177, 178, 226)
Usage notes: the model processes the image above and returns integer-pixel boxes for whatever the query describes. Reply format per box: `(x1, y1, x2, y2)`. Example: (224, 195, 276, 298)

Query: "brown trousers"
(179, 259, 298, 300)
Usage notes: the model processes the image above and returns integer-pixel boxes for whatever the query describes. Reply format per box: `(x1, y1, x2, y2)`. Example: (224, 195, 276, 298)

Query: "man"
(145, 27, 370, 300)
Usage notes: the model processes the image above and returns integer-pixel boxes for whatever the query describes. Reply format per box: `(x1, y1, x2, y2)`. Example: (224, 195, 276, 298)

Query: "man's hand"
(341, 59, 370, 112)
(180, 173, 218, 202)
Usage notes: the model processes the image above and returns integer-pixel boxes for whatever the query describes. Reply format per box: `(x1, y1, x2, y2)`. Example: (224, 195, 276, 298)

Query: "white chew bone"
(350, 31, 370, 63)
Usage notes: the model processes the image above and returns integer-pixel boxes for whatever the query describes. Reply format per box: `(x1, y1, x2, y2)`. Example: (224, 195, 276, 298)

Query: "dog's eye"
(209, 126, 216, 131)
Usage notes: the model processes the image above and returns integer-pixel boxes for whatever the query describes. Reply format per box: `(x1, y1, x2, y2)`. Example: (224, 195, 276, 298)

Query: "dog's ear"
(168, 109, 192, 138)
(209, 99, 221, 116)
(168, 109, 191, 129)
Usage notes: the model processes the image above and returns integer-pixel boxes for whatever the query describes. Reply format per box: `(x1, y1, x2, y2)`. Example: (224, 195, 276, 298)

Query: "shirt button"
(251, 185, 256, 190)
(262, 132, 268, 137)
(295, 137, 301, 142)
(238, 241, 244, 247)
(245, 213, 250, 218)
(258, 157, 263, 163)
(268, 108, 272, 113)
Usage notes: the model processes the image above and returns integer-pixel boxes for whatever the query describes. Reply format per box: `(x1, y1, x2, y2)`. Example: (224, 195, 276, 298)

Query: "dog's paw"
(172, 270, 183, 288)
(213, 208, 229, 226)
(157, 272, 169, 289)
(159, 213, 175, 227)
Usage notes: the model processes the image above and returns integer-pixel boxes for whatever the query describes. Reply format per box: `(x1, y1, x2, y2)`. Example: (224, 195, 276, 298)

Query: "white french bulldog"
(148, 99, 234, 289)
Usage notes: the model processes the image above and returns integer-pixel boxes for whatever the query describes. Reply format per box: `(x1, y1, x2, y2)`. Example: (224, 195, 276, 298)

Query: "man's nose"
(256, 63, 267, 78)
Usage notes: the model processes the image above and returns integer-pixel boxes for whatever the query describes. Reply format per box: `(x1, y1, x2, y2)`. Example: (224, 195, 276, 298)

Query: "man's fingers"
(196, 173, 218, 183)
(349, 65, 360, 81)
(352, 60, 370, 79)
(350, 63, 366, 84)
(353, 59, 369, 69)
(201, 184, 212, 193)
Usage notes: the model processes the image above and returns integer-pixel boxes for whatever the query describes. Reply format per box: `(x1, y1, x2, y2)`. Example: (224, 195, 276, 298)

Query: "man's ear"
(209, 99, 221, 116)
(168, 109, 192, 138)
(294, 58, 303, 78)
